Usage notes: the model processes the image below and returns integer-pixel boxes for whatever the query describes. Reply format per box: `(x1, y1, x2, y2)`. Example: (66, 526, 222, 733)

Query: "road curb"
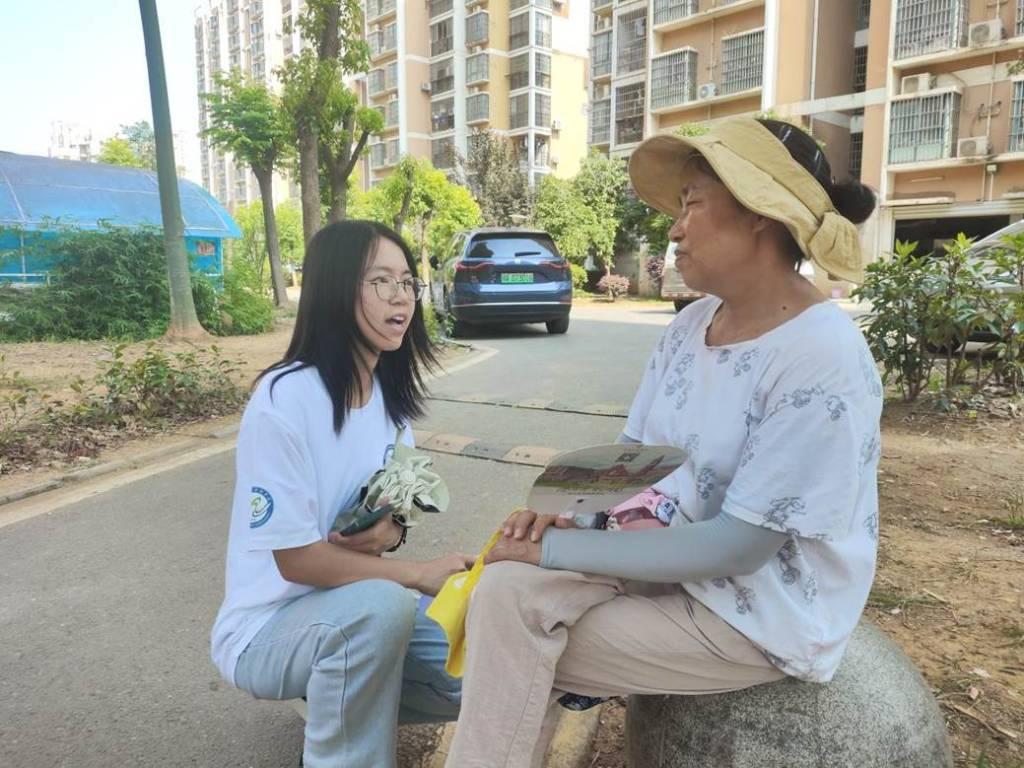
(0, 426, 238, 509)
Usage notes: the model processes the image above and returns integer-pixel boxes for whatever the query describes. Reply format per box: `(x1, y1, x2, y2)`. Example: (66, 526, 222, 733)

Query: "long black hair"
(258, 220, 439, 434)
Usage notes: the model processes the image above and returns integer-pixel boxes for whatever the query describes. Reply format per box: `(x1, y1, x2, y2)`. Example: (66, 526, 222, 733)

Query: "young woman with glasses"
(210, 220, 471, 768)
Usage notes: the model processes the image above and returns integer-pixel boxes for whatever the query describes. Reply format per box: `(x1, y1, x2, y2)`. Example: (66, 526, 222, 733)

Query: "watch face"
(526, 444, 687, 517)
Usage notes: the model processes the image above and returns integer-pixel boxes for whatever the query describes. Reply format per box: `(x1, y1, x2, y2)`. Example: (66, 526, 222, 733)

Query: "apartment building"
(193, 0, 299, 210)
(48, 122, 100, 163)
(588, 0, 1024, 278)
(362, 0, 590, 188)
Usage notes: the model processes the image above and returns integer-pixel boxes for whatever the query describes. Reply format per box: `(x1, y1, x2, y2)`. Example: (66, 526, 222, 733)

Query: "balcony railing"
(510, 0, 552, 9)
(721, 29, 764, 94)
(467, 93, 490, 123)
(614, 83, 645, 145)
(888, 90, 961, 164)
(367, 0, 396, 20)
(1018, 0, 1024, 36)
(593, 0, 612, 11)
(431, 35, 453, 56)
(510, 95, 529, 129)
(432, 98, 456, 131)
(653, 0, 697, 27)
(893, 0, 967, 60)
(650, 49, 697, 110)
(433, 138, 455, 169)
(369, 24, 397, 57)
(616, 9, 647, 75)
(430, 0, 453, 16)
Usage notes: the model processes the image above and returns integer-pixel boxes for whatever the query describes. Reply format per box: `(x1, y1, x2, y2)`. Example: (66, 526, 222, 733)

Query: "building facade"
(588, 0, 1024, 281)
(193, 0, 299, 210)
(362, 0, 590, 188)
(48, 122, 100, 163)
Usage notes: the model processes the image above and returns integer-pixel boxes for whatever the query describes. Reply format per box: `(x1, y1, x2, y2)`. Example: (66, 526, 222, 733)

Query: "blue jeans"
(234, 579, 461, 768)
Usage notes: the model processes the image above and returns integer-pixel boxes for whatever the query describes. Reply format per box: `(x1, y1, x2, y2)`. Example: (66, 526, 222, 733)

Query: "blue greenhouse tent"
(0, 152, 241, 285)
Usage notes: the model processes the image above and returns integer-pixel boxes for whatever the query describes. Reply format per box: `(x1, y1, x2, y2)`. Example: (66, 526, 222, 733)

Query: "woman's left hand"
(328, 512, 403, 556)
(484, 534, 542, 566)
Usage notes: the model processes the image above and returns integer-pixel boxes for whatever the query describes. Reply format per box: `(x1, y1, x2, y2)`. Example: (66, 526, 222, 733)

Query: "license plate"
(501, 273, 534, 284)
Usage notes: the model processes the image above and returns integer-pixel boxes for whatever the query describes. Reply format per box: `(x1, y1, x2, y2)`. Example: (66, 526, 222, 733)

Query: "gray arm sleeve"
(540, 513, 788, 583)
(614, 431, 641, 444)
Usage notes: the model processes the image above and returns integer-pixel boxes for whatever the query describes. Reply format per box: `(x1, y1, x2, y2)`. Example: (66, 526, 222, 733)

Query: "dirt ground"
(2, 323, 1023, 766)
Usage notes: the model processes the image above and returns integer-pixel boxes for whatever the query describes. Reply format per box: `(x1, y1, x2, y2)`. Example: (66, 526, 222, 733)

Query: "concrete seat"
(625, 621, 953, 768)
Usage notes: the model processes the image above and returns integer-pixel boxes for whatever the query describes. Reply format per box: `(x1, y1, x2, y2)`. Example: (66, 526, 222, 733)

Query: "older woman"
(444, 117, 883, 767)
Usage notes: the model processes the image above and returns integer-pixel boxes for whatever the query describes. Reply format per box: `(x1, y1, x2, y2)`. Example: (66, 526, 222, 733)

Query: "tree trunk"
(394, 181, 414, 233)
(254, 167, 290, 308)
(298, 128, 321, 246)
(138, 0, 206, 340)
(326, 124, 371, 224)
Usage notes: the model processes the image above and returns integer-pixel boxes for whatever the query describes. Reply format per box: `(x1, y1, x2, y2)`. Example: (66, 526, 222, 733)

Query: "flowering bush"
(597, 273, 630, 301)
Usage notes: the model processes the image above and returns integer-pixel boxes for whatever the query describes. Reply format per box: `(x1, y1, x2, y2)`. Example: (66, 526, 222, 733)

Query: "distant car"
(660, 242, 703, 312)
(429, 228, 572, 335)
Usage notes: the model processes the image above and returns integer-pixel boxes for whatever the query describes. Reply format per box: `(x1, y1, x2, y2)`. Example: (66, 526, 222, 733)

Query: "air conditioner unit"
(550, 154, 560, 165)
(595, 84, 611, 99)
(957, 136, 991, 158)
(969, 19, 1003, 48)
(420, 81, 432, 93)
(697, 82, 717, 100)
(551, 119, 563, 131)
(472, 45, 483, 53)
(900, 73, 934, 95)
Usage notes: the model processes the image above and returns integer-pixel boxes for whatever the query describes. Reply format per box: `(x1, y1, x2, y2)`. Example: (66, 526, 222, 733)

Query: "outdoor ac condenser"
(969, 19, 1004, 47)
(901, 73, 935, 95)
(957, 136, 991, 158)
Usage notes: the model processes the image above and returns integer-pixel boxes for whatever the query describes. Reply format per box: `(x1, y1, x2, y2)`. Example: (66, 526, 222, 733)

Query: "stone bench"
(626, 621, 953, 768)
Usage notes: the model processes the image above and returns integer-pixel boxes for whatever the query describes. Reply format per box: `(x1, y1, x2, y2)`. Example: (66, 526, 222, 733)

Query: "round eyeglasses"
(364, 276, 427, 301)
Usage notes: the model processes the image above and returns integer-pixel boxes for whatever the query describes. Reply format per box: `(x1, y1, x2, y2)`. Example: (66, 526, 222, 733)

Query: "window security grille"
(592, 31, 612, 78)
(615, 82, 646, 144)
(616, 8, 647, 75)
(651, 49, 697, 110)
(893, 0, 968, 60)
(888, 91, 961, 163)
(721, 29, 764, 94)
(653, 0, 697, 27)
(591, 99, 611, 144)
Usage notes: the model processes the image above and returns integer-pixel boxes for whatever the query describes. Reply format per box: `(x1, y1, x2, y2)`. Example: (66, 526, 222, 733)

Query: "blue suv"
(429, 228, 572, 335)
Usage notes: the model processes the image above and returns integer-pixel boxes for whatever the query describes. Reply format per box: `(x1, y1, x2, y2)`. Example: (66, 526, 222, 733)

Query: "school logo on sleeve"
(249, 486, 274, 528)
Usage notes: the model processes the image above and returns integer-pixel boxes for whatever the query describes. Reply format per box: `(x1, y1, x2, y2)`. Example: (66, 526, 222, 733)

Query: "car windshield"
(465, 234, 562, 262)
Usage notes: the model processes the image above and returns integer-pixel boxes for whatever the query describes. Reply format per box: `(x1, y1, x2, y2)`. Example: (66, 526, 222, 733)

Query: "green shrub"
(218, 259, 274, 335)
(570, 263, 588, 291)
(191, 272, 224, 335)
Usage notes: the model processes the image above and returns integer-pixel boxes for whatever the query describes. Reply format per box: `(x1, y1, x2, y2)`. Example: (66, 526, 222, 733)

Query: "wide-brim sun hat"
(628, 117, 866, 284)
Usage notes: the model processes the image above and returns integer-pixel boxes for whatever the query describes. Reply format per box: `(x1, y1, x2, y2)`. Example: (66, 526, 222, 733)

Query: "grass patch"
(866, 582, 946, 613)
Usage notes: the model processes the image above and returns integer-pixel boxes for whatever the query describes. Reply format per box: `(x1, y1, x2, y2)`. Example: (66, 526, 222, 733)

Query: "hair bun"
(829, 179, 876, 225)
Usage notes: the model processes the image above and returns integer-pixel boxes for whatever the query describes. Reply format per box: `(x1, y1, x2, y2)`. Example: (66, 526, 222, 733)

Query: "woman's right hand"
(503, 508, 578, 543)
(414, 553, 475, 596)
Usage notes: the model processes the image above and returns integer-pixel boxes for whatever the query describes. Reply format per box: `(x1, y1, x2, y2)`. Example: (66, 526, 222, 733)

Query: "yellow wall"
(551, 51, 589, 177)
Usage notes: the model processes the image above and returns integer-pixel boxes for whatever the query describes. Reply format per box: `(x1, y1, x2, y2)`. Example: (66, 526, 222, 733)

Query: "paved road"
(0, 304, 670, 768)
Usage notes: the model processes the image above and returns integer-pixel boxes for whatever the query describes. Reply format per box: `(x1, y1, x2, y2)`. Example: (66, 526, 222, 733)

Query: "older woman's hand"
(485, 534, 542, 566)
(502, 507, 578, 543)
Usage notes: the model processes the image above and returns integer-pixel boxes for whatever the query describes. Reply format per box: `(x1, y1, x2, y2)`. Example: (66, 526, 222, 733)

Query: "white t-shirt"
(210, 364, 411, 684)
(625, 297, 883, 682)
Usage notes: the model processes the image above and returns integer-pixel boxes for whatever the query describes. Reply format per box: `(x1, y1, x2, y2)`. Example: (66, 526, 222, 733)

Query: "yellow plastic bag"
(425, 529, 502, 678)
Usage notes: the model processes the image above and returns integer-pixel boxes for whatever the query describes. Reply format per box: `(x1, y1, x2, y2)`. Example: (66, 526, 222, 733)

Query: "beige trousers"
(444, 562, 785, 768)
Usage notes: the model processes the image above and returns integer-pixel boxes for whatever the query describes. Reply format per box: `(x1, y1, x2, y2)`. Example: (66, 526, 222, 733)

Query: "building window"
(509, 53, 530, 90)
(367, 0, 397, 19)
(386, 61, 398, 90)
(430, 58, 455, 94)
(432, 97, 455, 132)
(467, 93, 490, 123)
(853, 46, 868, 92)
(592, 31, 612, 78)
(614, 82, 645, 145)
(849, 132, 864, 179)
(510, 13, 529, 50)
(534, 135, 550, 167)
(368, 68, 386, 95)
(1011, 80, 1024, 152)
(385, 100, 399, 127)
(616, 8, 647, 76)
(535, 53, 551, 88)
(467, 52, 489, 84)
(721, 29, 764, 94)
(510, 93, 530, 129)
(431, 19, 453, 56)
(370, 142, 386, 169)
(888, 91, 962, 163)
(1018, 0, 1024, 36)
(591, 98, 611, 144)
(650, 49, 697, 110)
(466, 12, 488, 46)
(893, 0, 968, 60)
(433, 137, 455, 169)
(535, 93, 551, 127)
(429, 0, 453, 17)
(857, 0, 871, 29)
(653, 0, 697, 27)
(535, 12, 552, 47)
